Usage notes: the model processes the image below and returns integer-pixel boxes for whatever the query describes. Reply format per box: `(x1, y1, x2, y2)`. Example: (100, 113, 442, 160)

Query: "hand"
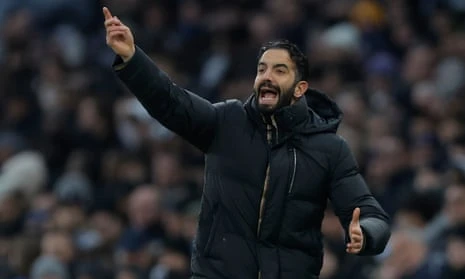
(103, 6, 135, 62)
(346, 207, 364, 254)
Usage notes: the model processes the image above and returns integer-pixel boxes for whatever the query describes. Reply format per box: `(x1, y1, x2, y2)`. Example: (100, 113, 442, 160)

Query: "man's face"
(128, 187, 159, 229)
(41, 231, 74, 263)
(445, 184, 465, 224)
(447, 236, 465, 269)
(253, 49, 299, 114)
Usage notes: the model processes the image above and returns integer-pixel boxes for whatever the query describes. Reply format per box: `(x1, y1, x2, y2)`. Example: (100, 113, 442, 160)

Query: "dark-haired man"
(103, 7, 390, 279)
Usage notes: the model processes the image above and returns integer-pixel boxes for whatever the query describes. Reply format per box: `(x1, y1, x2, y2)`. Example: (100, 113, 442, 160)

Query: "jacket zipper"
(288, 148, 297, 194)
(257, 116, 277, 279)
(257, 165, 270, 235)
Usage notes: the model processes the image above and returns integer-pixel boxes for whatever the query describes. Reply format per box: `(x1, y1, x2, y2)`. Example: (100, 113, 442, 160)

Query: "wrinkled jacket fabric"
(114, 48, 391, 279)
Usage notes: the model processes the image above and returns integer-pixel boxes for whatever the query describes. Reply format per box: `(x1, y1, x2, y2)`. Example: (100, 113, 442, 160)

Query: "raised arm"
(329, 137, 391, 256)
(103, 7, 217, 152)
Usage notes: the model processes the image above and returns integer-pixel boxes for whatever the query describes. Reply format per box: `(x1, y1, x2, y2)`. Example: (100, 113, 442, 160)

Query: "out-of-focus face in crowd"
(128, 186, 160, 229)
(445, 183, 465, 224)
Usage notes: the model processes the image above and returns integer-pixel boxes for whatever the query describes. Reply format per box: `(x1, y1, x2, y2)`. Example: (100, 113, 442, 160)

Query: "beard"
(254, 81, 296, 114)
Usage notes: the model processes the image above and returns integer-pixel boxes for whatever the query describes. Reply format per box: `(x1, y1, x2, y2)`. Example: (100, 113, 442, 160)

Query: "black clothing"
(114, 47, 391, 279)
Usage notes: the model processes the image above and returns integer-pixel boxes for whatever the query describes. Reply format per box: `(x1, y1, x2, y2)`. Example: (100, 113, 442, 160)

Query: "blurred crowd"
(0, 0, 465, 278)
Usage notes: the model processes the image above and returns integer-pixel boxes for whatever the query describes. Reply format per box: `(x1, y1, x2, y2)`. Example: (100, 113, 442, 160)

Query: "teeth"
(261, 93, 277, 99)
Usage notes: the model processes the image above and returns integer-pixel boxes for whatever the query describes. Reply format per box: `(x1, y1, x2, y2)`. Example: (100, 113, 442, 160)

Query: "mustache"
(259, 82, 280, 93)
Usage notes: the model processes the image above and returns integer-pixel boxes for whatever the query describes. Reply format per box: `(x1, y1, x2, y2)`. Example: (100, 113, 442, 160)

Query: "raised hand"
(346, 207, 364, 254)
(103, 6, 135, 62)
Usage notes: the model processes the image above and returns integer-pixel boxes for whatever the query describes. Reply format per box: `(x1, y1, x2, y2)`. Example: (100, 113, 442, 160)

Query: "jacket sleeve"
(329, 137, 391, 256)
(113, 47, 217, 153)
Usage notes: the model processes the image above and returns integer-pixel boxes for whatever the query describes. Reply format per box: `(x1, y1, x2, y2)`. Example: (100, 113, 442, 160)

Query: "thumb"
(103, 6, 113, 20)
(351, 207, 360, 225)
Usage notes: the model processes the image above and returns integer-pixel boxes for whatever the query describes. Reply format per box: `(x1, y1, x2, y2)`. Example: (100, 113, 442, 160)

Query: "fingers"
(107, 25, 129, 33)
(347, 242, 362, 250)
(105, 17, 122, 28)
(106, 25, 131, 47)
(103, 7, 113, 20)
(107, 31, 127, 40)
(350, 230, 363, 241)
(347, 227, 363, 254)
(350, 223, 362, 236)
(347, 235, 363, 253)
(346, 241, 363, 254)
(349, 225, 363, 243)
(107, 25, 130, 41)
(107, 27, 130, 45)
(349, 232, 362, 246)
(351, 207, 360, 224)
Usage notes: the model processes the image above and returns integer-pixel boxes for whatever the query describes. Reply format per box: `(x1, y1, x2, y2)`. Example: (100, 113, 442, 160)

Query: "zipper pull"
(288, 148, 297, 194)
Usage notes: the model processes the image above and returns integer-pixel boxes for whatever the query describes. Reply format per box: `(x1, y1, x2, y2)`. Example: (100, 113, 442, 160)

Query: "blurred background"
(0, 0, 465, 278)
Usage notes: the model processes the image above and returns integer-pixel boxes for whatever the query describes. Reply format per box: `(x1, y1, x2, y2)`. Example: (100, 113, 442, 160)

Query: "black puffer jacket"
(114, 48, 391, 279)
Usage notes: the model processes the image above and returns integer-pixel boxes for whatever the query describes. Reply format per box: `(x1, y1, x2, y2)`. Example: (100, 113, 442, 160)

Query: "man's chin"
(257, 103, 278, 114)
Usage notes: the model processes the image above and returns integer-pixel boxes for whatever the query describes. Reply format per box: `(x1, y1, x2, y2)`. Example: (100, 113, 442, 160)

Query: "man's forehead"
(259, 49, 293, 66)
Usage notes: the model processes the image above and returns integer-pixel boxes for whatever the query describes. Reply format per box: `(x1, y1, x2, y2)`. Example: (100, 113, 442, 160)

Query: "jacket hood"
(245, 88, 343, 135)
(302, 88, 343, 133)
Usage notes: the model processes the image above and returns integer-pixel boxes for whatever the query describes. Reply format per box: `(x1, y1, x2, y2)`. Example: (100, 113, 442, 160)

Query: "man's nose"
(262, 69, 273, 81)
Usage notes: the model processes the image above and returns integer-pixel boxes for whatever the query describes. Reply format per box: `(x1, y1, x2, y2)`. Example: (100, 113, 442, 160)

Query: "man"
(103, 7, 390, 279)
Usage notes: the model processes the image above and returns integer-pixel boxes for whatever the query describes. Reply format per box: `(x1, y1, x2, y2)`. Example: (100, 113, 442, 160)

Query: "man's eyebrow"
(273, 64, 289, 69)
(258, 62, 290, 69)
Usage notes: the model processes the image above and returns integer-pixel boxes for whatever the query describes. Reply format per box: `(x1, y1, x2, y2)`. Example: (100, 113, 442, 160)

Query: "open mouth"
(259, 87, 279, 103)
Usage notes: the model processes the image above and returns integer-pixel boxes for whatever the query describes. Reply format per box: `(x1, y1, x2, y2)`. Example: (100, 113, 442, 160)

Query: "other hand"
(346, 207, 364, 254)
(103, 6, 135, 62)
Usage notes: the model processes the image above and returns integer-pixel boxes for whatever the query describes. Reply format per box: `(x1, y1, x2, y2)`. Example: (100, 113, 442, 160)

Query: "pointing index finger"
(103, 7, 113, 20)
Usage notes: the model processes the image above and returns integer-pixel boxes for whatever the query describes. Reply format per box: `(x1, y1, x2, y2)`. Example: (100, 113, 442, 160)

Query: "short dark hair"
(257, 39, 310, 82)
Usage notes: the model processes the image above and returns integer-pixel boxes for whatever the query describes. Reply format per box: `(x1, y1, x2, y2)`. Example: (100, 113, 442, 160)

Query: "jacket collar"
(244, 88, 343, 140)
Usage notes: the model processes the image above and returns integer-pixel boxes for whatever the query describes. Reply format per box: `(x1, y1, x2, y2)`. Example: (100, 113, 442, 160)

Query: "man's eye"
(276, 69, 285, 74)
(258, 68, 265, 73)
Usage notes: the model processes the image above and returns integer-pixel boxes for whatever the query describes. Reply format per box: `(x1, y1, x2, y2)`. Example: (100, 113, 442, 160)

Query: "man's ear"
(294, 81, 309, 98)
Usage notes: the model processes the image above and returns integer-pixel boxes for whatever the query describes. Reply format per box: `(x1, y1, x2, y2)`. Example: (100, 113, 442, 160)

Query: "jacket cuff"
(360, 227, 367, 252)
(112, 45, 168, 104)
(358, 217, 390, 256)
(112, 46, 145, 81)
